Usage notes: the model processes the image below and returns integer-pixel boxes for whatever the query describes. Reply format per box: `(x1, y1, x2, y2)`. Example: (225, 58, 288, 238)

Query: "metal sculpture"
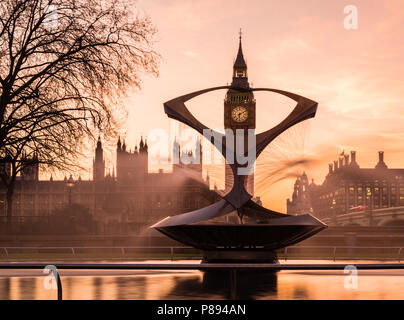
(152, 86, 327, 263)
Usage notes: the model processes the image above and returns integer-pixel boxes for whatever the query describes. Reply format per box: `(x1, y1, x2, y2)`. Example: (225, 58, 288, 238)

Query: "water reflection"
(93, 277, 102, 299)
(19, 278, 35, 300)
(0, 278, 10, 300)
(292, 285, 309, 300)
(1, 261, 404, 300)
(200, 271, 278, 299)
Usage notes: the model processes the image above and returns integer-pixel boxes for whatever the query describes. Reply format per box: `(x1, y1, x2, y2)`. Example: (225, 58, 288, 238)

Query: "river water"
(0, 260, 403, 300)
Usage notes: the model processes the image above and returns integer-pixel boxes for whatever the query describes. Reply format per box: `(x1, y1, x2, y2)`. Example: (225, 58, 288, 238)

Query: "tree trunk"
(6, 180, 15, 233)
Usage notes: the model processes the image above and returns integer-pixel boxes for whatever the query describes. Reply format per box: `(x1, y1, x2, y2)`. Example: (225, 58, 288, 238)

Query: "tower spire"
(234, 28, 247, 69)
(93, 136, 105, 181)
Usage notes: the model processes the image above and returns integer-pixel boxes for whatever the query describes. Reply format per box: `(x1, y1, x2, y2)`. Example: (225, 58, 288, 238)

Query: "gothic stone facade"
(0, 137, 217, 230)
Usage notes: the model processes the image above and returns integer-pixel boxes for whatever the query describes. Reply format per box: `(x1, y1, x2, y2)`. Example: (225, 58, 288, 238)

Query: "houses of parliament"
(0, 136, 216, 230)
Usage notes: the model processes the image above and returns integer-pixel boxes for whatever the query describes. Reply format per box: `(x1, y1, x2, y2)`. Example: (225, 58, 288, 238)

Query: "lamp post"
(66, 175, 74, 205)
(366, 188, 373, 226)
(0, 200, 4, 224)
(331, 198, 337, 225)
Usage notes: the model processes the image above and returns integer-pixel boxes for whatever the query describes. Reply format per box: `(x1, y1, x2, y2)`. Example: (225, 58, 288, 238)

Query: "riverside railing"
(1, 246, 404, 261)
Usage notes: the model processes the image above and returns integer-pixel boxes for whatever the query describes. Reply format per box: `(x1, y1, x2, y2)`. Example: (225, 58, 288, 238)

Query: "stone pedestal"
(202, 249, 279, 264)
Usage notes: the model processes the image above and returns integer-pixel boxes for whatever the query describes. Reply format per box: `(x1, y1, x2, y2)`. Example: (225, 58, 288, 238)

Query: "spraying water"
(254, 120, 319, 210)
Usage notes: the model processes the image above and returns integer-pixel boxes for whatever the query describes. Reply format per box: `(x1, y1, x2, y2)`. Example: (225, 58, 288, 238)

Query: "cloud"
(183, 50, 199, 58)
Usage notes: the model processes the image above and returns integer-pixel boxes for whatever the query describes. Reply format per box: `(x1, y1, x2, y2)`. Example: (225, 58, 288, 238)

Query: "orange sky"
(76, 0, 404, 212)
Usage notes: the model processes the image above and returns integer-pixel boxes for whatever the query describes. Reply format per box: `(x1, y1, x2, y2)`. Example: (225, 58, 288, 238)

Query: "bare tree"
(0, 0, 160, 228)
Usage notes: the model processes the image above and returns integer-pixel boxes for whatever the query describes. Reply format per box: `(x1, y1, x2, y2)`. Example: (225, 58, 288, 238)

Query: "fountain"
(152, 86, 327, 263)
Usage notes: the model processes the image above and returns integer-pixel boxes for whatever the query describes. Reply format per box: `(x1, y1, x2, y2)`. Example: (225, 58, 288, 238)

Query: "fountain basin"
(155, 214, 326, 251)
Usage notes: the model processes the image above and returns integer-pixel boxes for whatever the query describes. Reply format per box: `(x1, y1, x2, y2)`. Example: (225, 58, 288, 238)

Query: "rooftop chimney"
(350, 151, 359, 168)
(344, 154, 349, 166)
(339, 157, 344, 169)
(334, 160, 338, 171)
(328, 163, 333, 174)
(375, 151, 388, 169)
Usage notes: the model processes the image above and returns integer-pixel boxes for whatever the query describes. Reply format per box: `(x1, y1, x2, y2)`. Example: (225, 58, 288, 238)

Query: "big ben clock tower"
(224, 30, 256, 195)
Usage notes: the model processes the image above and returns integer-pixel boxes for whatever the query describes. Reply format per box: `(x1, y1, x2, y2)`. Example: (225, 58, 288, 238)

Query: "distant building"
(0, 137, 217, 231)
(287, 151, 404, 220)
(286, 172, 312, 215)
(93, 137, 105, 181)
(115, 136, 148, 181)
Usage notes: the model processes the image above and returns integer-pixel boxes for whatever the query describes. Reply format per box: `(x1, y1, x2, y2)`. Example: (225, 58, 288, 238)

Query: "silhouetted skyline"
(30, 0, 404, 213)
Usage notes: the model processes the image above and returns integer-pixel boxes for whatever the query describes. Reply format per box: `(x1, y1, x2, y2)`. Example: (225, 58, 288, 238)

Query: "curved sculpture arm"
(151, 198, 235, 227)
(164, 86, 317, 161)
(164, 85, 229, 135)
(252, 88, 318, 158)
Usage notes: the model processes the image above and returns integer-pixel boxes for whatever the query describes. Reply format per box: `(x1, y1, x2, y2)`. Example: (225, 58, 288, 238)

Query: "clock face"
(231, 106, 248, 123)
